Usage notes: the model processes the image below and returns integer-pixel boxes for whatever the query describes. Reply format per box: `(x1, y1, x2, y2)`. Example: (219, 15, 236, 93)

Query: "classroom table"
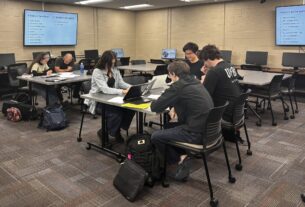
(18, 71, 91, 105)
(117, 63, 163, 73)
(79, 88, 165, 162)
(238, 70, 291, 86)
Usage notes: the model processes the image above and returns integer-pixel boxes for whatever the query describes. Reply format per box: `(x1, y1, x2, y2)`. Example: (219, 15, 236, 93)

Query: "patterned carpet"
(0, 96, 304, 207)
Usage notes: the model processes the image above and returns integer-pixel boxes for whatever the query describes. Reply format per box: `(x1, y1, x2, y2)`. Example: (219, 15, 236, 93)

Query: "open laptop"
(123, 83, 152, 104)
(151, 74, 169, 89)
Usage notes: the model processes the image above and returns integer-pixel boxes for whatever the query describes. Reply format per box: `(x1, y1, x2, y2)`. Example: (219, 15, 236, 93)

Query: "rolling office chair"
(131, 60, 146, 65)
(7, 63, 38, 105)
(281, 73, 298, 119)
(162, 102, 236, 207)
(221, 90, 252, 171)
(150, 59, 166, 64)
(249, 75, 288, 126)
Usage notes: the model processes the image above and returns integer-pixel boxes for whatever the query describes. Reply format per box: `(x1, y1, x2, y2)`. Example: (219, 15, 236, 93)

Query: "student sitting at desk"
(84, 50, 135, 142)
(199, 44, 242, 141)
(54, 53, 81, 102)
(183, 42, 204, 80)
(150, 61, 213, 181)
(29, 52, 59, 105)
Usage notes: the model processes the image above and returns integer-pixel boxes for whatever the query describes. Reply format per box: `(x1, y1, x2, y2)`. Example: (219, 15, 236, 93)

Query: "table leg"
(45, 86, 49, 106)
(29, 82, 33, 106)
(138, 112, 143, 134)
(86, 103, 125, 162)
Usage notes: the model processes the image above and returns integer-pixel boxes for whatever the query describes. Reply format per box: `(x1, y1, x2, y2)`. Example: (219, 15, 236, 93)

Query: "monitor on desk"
(0, 53, 15, 69)
(282, 52, 305, 70)
(61, 50, 76, 61)
(112, 48, 124, 58)
(33, 51, 51, 60)
(161, 49, 177, 59)
(245, 51, 268, 66)
(220, 50, 232, 63)
(84, 49, 99, 60)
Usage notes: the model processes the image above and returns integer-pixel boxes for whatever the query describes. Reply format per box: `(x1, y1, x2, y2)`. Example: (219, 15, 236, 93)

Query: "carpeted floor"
(0, 96, 304, 207)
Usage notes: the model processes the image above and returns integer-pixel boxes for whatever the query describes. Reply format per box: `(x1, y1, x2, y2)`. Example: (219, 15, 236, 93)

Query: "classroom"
(0, 0, 304, 206)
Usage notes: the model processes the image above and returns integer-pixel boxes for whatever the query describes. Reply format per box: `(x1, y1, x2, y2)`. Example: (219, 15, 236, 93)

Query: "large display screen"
(24, 10, 78, 46)
(276, 5, 305, 46)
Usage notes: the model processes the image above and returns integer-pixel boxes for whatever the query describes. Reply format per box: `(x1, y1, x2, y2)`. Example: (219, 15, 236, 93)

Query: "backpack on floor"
(126, 133, 163, 187)
(2, 100, 37, 121)
(38, 105, 68, 131)
(6, 107, 22, 122)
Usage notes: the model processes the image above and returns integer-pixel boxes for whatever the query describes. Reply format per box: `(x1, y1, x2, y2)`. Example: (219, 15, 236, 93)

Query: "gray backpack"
(38, 105, 68, 131)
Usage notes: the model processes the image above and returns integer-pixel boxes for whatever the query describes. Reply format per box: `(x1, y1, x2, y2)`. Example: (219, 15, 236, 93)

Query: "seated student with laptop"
(183, 42, 204, 80)
(54, 53, 81, 103)
(199, 44, 242, 141)
(29, 52, 59, 105)
(84, 50, 135, 142)
(150, 61, 213, 181)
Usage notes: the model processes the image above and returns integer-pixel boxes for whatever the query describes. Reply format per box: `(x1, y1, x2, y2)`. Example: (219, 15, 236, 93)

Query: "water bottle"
(80, 62, 84, 74)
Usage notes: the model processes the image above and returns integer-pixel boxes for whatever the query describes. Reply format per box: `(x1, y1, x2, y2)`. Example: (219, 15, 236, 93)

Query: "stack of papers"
(59, 72, 80, 78)
(108, 96, 124, 104)
(147, 94, 160, 100)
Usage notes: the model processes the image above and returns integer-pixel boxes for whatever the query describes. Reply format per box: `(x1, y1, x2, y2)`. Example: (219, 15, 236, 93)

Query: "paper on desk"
(108, 96, 124, 104)
(147, 94, 161, 100)
(59, 72, 79, 78)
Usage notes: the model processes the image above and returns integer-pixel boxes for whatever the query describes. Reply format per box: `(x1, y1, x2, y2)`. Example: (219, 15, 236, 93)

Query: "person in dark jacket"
(151, 61, 214, 181)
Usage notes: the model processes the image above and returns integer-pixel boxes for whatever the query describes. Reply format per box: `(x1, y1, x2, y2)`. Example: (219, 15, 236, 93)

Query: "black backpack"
(2, 100, 37, 121)
(38, 105, 68, 131)
(126, 133, 163, 187)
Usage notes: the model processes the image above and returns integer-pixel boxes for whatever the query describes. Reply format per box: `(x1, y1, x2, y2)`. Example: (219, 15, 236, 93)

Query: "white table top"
(81, 88, 164, 115)
(238, 70, 291, 86)
(18, 71, 91, 86)
(117, 63, 163, 72)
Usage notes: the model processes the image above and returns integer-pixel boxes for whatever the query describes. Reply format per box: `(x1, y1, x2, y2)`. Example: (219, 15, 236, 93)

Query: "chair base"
(210, 198, 219, 207)
(235, 164, 243, 171)
(247, 149, 253, 156)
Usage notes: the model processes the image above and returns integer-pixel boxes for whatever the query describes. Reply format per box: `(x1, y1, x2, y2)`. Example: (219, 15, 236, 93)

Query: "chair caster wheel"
(272, 122, 277, 126)
(86, 144, 91, 150)
(290, 115, 295, 119)
(77, 137, 82, 142)
(229, 176, 236, 183)
(161, 181, 169, 188)
(35, 103, 39, 106)
(284, 116, 289, 120)
(144, 122, 148, 126)
(295, 110, 299, 114)
(247, 150, 252, 156)
(301, 193, 305, 202)
(148, 122, 153, 127)
(235, 164, 243, 171)
(116, 157, 124, 163)
(210, 198, 219, 207)
(256, 121, 262, 126)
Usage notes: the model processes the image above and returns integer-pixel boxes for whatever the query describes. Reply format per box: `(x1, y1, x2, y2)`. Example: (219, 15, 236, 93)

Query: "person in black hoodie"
(151, 61, 213, 181)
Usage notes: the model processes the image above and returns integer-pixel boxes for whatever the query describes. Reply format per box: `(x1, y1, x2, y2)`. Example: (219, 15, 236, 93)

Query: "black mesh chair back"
(7, 63, 28, 88)
(120, 57, 130, 66)
(229, 89, 251, 126)
(268, 74, 284, 96)
(150, 59, 165, 64)
(203, 102, 228, 149)
(288, 73, 297, 92)
(154, 65, 168, 75)
(123, 75, 147, 85)
(79, 58, 94, 70)
(131, 60, 146, 65)
(81, 80, 91, 94)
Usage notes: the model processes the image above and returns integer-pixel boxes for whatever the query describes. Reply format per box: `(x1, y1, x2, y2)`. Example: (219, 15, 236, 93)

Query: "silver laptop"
(151, 75, 169, 89)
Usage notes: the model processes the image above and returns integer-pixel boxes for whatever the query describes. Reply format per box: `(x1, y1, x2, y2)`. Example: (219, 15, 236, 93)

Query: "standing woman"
(29, 52, 59, 105)
(84, 50, 135, 142)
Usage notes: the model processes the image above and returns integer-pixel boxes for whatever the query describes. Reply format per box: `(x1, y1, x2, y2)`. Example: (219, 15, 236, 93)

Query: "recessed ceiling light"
(76, 0, 112, 5)
(120, 4, 153, 10)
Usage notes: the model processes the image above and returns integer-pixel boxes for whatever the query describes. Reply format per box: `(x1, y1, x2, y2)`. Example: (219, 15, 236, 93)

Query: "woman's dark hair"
(199, 44, 221, 61)
(167, 60, 190, 77)
(183, 42, 199, 53)
(29, 52, 50, 72)
(95, 50, 117, 75)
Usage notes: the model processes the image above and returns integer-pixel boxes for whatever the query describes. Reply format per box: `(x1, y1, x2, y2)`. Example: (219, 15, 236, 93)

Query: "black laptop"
(123, 83, 152, 104)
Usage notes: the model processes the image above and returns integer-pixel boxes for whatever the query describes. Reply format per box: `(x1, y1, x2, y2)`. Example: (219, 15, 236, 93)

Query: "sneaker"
(175, 157, 191, 181)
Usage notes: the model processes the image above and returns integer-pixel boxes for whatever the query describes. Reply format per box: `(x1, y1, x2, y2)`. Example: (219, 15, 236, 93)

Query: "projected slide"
(276, 5, 305, 46)
(24, 10, 78, 46)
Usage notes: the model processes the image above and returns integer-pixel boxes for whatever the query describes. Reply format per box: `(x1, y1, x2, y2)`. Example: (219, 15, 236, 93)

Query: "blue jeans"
(151, 124, 202, 164)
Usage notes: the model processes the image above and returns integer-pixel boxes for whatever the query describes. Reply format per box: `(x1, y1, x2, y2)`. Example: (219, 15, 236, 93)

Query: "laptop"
(123, 83, 152, 104)
(151, 74, 169, 89)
